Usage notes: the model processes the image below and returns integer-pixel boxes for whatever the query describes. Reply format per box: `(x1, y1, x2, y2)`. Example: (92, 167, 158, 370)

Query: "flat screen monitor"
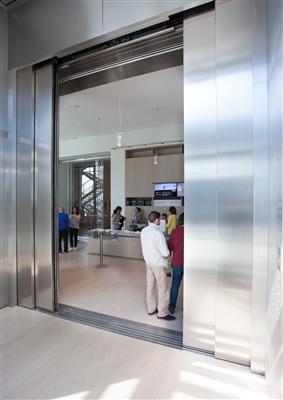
(154, 183, 177, 198)
(177, 182, 184, 197)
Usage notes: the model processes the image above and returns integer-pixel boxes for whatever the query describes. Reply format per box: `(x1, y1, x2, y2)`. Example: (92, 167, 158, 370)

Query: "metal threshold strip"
(55, 304, 183, 350)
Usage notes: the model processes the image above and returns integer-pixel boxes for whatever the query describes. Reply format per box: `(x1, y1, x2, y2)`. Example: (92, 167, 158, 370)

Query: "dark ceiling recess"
(0, 0, 17, 7)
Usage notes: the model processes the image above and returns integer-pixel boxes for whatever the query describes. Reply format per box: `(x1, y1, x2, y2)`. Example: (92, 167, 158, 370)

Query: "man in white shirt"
(140, 211, 176, 321)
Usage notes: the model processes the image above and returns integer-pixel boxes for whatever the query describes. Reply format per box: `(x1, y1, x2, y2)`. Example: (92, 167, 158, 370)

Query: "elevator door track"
(56, 303, 183, 349)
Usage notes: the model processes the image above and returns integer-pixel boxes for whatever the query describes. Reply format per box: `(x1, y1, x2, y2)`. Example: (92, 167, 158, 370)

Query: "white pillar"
(110, 148, 126, 218)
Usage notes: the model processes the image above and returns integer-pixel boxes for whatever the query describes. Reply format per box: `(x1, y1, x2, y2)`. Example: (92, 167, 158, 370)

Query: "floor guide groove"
(55, 303, 183, 349)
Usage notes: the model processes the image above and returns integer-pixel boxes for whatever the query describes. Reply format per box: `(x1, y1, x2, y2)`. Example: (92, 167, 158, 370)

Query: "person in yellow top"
(166, 207, 178, 235)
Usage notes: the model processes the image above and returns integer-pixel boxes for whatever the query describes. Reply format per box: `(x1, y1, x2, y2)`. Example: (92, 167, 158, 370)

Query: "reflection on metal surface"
(59, 49, 183, 96)
(0, 129, 8, 138)
(7, 69, 17, 306)
(16, 67, 35, 309)
(0, 7, 8, 308)
(265, 0, 283, 396)
(215, 0, 253, 366)
(34, 63, 55, 311)
(251, 0, 268, 375)
(183, 10, 217, 352)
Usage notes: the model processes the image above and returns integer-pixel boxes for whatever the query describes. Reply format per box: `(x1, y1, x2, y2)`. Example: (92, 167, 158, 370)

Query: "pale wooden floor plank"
(59, 244, 183, 331)
(1, 307, 268, 400)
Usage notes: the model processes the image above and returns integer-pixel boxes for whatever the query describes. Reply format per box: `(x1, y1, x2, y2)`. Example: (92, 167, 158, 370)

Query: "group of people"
(141, 207, 184, 321)
(159, 206, 178, 235)
(58, 207, 81, 254)
(111, 205, 143, 231)
(62, 203, 183, 320)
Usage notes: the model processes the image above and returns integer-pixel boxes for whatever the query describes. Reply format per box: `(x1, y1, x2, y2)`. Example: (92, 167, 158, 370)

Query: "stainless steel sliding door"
(16, 62, 55, 311)
(16, 67, 35, 309)
(214, 0, 254, 366)
(183, 10, 217, 353)
(184, 0, 257, 366)
(34, 62, 55, 311)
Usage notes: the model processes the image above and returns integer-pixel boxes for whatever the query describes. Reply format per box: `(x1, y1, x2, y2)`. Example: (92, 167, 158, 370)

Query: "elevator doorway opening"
(56, 29, 185, 343)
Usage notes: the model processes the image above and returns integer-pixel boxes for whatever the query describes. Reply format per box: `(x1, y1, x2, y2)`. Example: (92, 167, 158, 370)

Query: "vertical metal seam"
(53, 63, 59, 311)
(15, 71, 19, 306)
(33, 67, 37, 308)
(32, 67, 36, 309)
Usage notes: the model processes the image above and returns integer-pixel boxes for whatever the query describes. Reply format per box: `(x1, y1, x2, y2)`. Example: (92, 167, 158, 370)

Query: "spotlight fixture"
(116, 133, 123, 148)
(153, 154, 158, 165)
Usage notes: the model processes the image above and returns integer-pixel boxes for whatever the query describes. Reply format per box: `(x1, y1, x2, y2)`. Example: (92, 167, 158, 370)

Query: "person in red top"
(168, 212, 184, 314)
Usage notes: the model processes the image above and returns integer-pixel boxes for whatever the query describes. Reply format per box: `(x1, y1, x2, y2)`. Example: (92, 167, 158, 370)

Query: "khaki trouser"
(146, 265, 169, 318)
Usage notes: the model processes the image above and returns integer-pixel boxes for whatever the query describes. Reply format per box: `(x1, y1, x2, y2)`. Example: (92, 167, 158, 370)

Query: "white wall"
(110, 148, 126, 217)
(8, 0, 195, 69)
(60, 123, 183, 224)
(59, 123, 183, 158)
(60, 123, 183, 217)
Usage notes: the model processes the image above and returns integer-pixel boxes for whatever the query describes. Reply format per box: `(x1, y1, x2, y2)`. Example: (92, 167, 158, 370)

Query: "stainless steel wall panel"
(265, 0, 283, 395)
(215, 0, 254, 365)
(8, 1, 103, 69)
(16, 67, 35, 309)
(0, 7, 8, 308)
(183, 10, 217, 352)
(7, 69, 17, 307)
(251, 0, 268, 375)
(102, 0, 185, 34)
(34, 63, 55, 311)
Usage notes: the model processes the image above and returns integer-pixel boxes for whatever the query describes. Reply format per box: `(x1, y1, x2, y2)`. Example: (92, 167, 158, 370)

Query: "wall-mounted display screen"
(154, 183, 177, 198)
(177, 182, 184, 197)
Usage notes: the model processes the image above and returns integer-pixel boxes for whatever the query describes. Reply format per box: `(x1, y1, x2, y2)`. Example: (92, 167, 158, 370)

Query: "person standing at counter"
(166, 207, 178, 235)
(132, 207, 143, 225)
(112, 206, 126, 230)
(141, 211, 176, 321)
(69, 206, 81, 251)
(159, 213, 167, 234)
(58, 207, 69, 254)
(168, 212, 184, 314)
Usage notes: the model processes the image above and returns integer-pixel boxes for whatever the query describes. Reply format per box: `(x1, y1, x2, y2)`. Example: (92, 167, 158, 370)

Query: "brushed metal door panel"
(215, 0, 254, 365)
(7, 70, 18, 307)
(265, 0, 283, 393)
(251, 0, 268, 374)
(183, 10, 217, 352)
(0, 8, 8, 308)
(34, 63, 55, 311)
(16, 67, 35, 309)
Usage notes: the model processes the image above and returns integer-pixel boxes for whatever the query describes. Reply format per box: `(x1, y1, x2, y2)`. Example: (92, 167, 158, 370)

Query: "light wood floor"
(1, 307, 268, 399)
(59, 243, 183, 331)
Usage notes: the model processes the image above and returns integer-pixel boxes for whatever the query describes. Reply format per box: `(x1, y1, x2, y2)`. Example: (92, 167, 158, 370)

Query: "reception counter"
(88, 230, 144, 260)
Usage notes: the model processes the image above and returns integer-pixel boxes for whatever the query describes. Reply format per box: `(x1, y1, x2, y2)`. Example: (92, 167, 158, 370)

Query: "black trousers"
(69, 228, 79, 248)
(59, 229, 69, 253)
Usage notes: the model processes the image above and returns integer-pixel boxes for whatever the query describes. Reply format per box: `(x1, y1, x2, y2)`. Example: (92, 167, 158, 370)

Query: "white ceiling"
(59, 65, 183, 140)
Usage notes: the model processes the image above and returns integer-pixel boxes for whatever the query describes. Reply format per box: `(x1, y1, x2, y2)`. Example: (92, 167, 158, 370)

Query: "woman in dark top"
(168, 212, 184, 314)
(112, 206, 126, 230)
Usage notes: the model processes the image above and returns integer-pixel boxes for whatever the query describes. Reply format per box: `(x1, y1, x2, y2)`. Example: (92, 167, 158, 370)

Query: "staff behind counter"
(112, 205, 179, 234)
(112, 206, 145, 232)
(111, 206, 126, 230)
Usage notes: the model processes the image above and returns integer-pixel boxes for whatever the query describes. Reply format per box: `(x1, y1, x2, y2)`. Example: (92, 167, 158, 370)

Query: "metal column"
(34, 62, 56, 311)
